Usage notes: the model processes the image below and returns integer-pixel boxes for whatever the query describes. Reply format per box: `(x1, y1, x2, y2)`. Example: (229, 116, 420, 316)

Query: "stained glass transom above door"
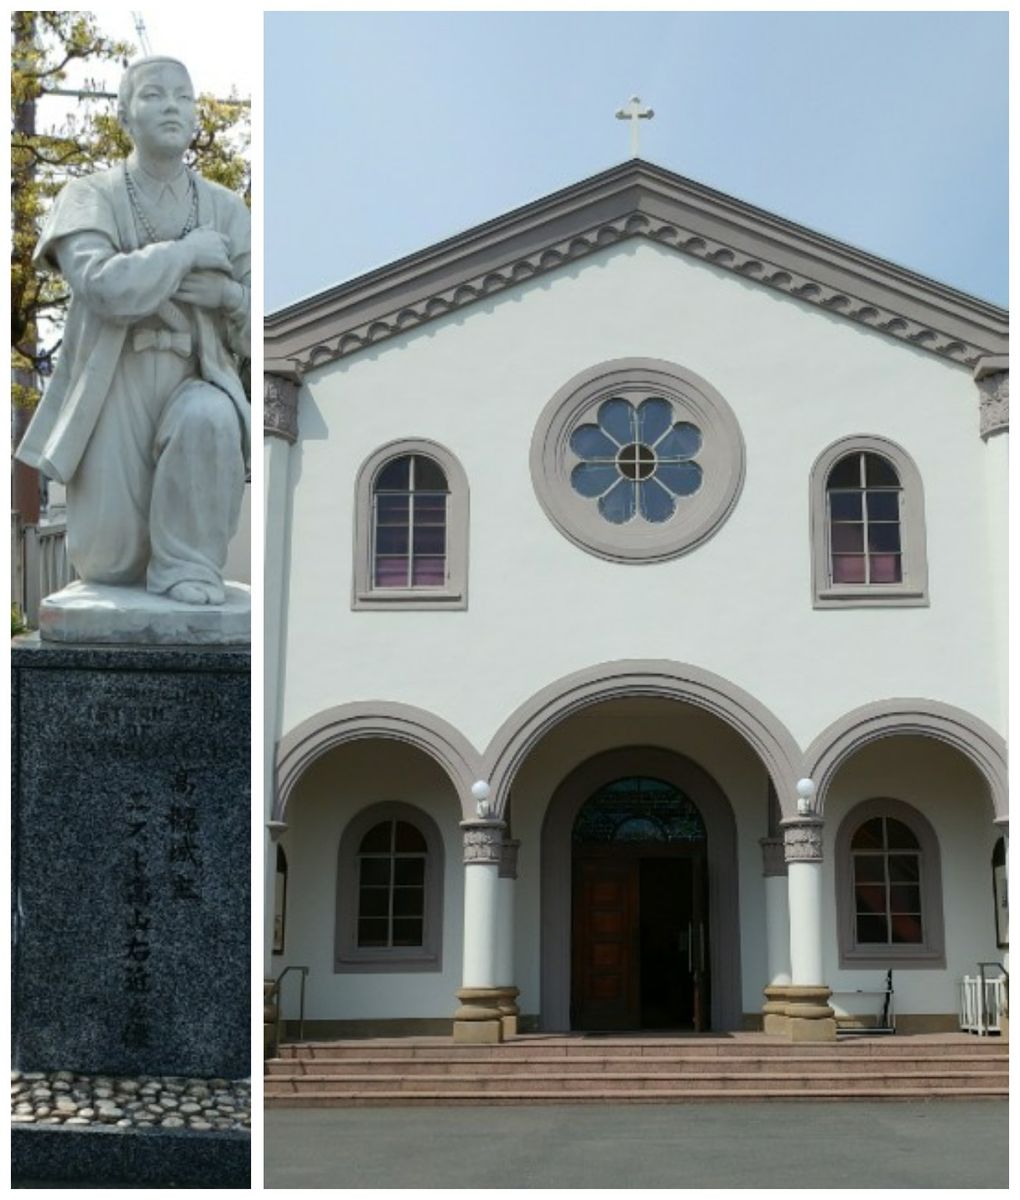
(572, 776, 706, 844)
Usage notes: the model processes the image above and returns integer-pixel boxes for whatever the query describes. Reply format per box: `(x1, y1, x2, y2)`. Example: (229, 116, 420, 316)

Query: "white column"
(976, 362, 1008, 722)
(454, 817, 506, 1043)
(781, 811, 835, 1041)
(760, 837, 791, 987)
(263, 375, 298, 969)
(495, 838, 520, 1036)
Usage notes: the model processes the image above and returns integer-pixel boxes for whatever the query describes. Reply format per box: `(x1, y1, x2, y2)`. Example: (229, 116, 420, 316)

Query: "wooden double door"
(571, 848, 708, 1031)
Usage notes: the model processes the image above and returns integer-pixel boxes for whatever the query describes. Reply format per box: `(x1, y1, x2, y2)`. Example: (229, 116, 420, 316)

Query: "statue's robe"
(15, 164, 251, 593)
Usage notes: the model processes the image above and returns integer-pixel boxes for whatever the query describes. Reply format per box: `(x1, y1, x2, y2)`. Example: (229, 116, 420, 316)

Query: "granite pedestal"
(12, 637, 250, 1076)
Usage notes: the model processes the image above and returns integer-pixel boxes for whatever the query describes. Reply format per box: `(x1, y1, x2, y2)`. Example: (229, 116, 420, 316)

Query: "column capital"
(974, 357, 1008, 439)
(781, 815, 824, 864)
(498, 838, 520, 880)
(760, 835, 787, 877)
(460, 818, 506, 865)
(994, 816, 1008, 839)
(264, 373, 299, 444)
(267, 819, 288, 842)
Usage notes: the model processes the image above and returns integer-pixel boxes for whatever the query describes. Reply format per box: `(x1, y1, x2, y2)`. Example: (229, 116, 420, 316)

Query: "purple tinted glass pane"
(598, 477, 636, 524)
(638, 478, 676, 523)
(868, 523, 901, 553)
(831, 523, 864, 553)
(828, 455, 861, 488)
(866, 491, 899, 520)
(856, 914, 888, 943)
(571, 462, 619, 498)
(376, 457, 410, 490)
(413, 494, 446, 524)
(655, 422, 702, 459)
(412, 557, 445, 586)
(637, 397, 673, 446)
(597, 397, 636, 445)
(376, 526, 408, 555)
(852, 818, 884, 850)
(833, 555, 866, 583)
(655, 461, 702, 497)
(570, 424, 618, 460)
(377, 495, 409, 524)
(413, 455, 447, 491)
(375, 556, 408, 587)
(854, 884, 886, 914)
(890, 914, 923, 943)
(413, 525, 445, 555)
(869, 554, 901, 583)
(829, 492, 863, 520)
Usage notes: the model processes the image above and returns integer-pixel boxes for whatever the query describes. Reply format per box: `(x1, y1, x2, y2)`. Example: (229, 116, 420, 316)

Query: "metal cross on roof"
(615, 95, 654, 158)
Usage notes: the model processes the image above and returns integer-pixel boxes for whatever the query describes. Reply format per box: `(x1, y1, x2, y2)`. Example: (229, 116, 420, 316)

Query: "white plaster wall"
(822, 736, 1001, 1017)
(280, 240, 1003, 761)
(273, 740, 464, 1022)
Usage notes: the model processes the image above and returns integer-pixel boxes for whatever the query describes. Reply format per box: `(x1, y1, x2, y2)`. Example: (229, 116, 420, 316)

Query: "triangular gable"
(265, 160, 1007, 378)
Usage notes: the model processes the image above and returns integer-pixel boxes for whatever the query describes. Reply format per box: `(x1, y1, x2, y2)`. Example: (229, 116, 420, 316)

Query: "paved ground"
(266, 1100, 1008, 1189)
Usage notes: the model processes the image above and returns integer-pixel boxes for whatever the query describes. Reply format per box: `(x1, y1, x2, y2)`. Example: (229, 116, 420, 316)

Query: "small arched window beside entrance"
(335, 802, 445, 972)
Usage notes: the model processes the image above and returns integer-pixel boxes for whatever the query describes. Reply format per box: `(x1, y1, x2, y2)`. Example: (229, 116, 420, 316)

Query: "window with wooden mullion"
(373, 455, 448, 589)
(852, 817, 923, 946)
(356, 819, 427, 948)
(829, 452, 902, 586)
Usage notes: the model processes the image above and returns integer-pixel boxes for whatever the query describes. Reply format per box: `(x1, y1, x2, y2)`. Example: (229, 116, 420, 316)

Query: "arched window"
(992, 838, 1008, 949)
(810, 435, 928, 607)
(335, 802, 444, 972)
(835, 798, 945, 967)
(273, 845, 288, 956)
(353, 440, 469, 610)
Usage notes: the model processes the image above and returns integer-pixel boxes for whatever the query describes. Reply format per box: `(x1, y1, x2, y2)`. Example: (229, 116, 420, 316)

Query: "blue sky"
(264, 11, 1007, 314)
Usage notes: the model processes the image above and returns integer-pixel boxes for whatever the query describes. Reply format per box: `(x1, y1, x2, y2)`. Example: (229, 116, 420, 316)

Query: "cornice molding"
(265, 161, 1007, 377)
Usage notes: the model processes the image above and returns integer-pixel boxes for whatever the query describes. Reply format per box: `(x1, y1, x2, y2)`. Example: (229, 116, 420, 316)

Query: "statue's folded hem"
(38, 580, 251, 645)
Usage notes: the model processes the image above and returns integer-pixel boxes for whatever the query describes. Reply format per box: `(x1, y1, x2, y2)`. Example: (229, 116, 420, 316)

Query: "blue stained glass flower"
(569, 396, 703, 524)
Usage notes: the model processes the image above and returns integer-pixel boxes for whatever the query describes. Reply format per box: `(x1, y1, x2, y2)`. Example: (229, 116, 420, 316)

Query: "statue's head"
(118, 56, 196, 159)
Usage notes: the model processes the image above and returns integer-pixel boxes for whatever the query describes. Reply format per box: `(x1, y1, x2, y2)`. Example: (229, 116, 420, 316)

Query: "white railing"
(11, 513, 77, 625)
(959, 969, 1007, 1035)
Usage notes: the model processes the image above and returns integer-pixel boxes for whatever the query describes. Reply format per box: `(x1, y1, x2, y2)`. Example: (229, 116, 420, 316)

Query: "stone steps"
(267, 1054, 1004, 1077)
(266, 1035, 1006, 1106)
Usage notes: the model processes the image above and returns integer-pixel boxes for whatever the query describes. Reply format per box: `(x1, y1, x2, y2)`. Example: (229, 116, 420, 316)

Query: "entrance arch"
(541, 746, 742, 1032)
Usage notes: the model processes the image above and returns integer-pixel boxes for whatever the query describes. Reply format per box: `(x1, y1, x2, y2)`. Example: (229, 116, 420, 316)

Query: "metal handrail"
(269, 965, 309, 1050)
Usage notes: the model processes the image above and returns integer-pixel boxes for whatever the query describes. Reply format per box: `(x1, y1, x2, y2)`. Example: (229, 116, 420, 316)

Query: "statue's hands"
(183, 227, 233, 273)
(174, 270, 244, 311)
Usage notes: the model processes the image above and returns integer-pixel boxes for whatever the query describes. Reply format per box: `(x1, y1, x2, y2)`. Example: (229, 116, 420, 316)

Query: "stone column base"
(762, 985, 791, 1036)
(452, 987, 504, 1043)
(496, 986, 520, 1038)
(784, 985, 836, 1042)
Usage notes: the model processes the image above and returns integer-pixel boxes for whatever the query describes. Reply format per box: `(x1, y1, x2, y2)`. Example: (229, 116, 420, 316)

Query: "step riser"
(269, 1057, 1004, 1077)
(281, 1043, 1006, 1061)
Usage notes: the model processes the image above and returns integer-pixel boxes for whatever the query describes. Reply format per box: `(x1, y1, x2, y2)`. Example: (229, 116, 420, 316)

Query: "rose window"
(569, 397, 703, 524)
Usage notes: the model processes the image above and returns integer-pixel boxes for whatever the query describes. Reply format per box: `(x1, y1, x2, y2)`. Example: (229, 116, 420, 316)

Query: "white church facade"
(263, 161, 1008, 1044)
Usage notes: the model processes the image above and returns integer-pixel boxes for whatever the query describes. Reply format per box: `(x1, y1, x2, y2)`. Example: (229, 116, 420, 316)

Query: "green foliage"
(11, 11, 250, 409)
(11, 602, 29, 637)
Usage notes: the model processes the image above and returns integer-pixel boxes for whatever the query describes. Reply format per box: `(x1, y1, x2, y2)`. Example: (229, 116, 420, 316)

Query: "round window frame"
(530, 358, 745, 563)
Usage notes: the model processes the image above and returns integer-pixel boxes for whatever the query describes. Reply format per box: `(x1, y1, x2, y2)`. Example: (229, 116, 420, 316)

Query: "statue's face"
(123, 61, 196, 158)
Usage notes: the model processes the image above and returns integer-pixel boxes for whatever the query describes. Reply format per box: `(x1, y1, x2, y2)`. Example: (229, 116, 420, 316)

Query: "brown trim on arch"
(805, 699, 1007, 822)
(482, 659, 802, 819)
(540, 746, 743, 1033)
(274, 701, 483, 823)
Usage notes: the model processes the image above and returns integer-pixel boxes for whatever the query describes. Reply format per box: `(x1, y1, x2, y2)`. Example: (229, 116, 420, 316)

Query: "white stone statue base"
(38, 581, 251, 646)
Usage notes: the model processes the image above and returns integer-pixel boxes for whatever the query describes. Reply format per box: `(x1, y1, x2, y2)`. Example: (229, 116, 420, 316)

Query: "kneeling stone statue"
(16, 56, 250, 642)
